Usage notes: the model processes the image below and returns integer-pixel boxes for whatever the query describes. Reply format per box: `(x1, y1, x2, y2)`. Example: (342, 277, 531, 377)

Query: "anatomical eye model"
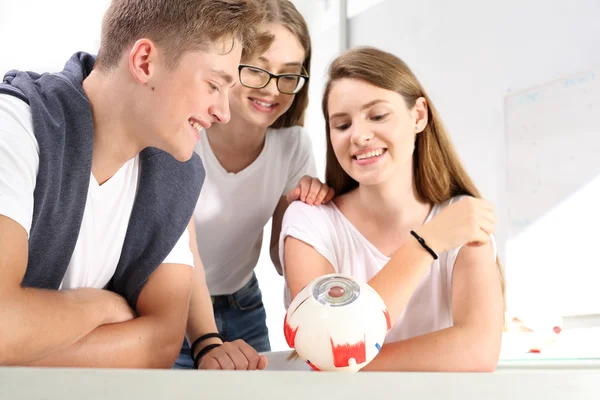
(284, 274, 391, 372)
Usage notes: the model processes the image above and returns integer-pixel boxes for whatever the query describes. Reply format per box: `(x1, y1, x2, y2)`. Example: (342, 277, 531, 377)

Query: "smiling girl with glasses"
(174, 0, 333, 371)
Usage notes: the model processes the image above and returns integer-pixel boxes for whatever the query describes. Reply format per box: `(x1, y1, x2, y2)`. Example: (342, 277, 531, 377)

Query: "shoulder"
(284, 200, 330, 222)
(282, 201, 339, 233)
(280, 202, 339, 264)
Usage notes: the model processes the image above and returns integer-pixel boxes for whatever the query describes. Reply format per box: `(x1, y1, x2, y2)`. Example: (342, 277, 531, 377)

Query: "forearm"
(269, 197, 287, 276)
(363, 325, 501, 372)
(270, 243, 283, 276)
(0, 288, 112, 366)
(27, 315, 184, 369)
(367, 239, 435, 322)
(186, 261, 222, 358)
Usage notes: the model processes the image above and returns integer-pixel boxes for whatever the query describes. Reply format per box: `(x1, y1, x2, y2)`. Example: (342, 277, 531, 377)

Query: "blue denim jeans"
(173, 273, 271, 369)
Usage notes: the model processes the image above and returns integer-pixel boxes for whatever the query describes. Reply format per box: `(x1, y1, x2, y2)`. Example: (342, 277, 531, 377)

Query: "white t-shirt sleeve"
(278, 201, 337, 275)
(161, 227, 194, 268)
(0, 94, 39, 237)
(283, 126, 317, 195)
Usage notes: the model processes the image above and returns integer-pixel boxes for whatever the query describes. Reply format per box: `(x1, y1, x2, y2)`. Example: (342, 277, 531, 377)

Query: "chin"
(174, 147, 195, 162)
(249, 113, 278, 129)
(242, 105, 282, 128)
(350, 171, 387, 187)
(163, 141, 196, 163)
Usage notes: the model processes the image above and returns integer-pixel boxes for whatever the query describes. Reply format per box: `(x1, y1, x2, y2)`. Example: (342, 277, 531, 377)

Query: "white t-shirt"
(279, 196, 497, 343)
(193, 126, 316, 295)
(0, 94, 193, 291)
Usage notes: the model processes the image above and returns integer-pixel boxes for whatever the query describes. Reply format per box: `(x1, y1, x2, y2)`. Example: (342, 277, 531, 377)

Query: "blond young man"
(0, 0, 270, 368)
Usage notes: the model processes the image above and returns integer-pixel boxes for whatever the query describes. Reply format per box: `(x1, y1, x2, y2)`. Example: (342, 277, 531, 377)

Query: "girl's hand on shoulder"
(416, 197, 496, 253)
(286, 175, 335, 206)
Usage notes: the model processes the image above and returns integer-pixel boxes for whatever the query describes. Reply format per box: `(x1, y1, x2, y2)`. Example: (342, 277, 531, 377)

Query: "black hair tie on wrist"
(410, 230, 438, 260)
(193, 343, 222, 369)
(190, 332, 224, 361)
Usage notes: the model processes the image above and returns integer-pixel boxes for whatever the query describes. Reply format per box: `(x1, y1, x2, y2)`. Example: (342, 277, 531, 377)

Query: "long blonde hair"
(322, 46, 505, 297)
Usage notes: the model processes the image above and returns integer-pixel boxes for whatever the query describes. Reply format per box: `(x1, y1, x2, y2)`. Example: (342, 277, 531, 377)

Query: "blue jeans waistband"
(210, 273, 260, 309)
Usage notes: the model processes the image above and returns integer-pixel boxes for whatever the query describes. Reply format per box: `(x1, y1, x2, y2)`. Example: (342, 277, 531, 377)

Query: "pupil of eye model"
(328, 286, 345, 298)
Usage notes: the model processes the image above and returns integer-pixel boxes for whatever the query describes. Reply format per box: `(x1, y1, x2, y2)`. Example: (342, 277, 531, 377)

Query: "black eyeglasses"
(238, 64, 309, 95)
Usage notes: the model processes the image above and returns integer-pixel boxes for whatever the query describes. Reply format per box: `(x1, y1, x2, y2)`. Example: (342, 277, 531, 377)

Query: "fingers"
(295, 176, 334, 206)
(480, 212, 496, 232)
(467, 228, 493, 247)
(198, 356, 221, 370)
(233, 339, 262, 370)
(286, 187, 301, 204)
(225, 342, 252, 370)
(258, 355, 268, 370)
(479, 217, 496, 236)
(313, 182, 332, 206)
(466, 197, 496, 235)
(303, 178, 321, 204)
(213, 350, 237, 370)
(468, 197, 495, 213)
(323, 187, 335, 203)
(298, 176, 312, 202)
(199, 341, 263, 370)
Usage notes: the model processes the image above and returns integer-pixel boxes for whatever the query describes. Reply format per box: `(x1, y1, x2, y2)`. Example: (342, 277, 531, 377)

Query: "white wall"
(348, 0, 600, 316)
(0, 0, 110, 75)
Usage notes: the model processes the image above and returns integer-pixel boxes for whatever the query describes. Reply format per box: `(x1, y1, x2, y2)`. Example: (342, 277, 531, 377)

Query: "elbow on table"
(0, 341, 11, 366)
(0, 328, 24, 366)
(465, 343, 501, 373)
(470, 356, 499, 373)
(149, 332, 185, 369)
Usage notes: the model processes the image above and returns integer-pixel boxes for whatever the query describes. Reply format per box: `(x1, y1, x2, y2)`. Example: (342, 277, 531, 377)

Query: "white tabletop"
(1, 366, 600, 400)
(261, 350, 600, 371)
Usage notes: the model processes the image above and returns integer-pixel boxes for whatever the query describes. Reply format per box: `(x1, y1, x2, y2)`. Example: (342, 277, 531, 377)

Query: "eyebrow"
(329, 99, 390, 120)
(211, 68, 234, 85)
(257, 56, 303, 68)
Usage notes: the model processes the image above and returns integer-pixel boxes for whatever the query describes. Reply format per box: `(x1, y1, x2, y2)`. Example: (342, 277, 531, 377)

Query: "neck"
(354, 163, 431, 229)
(206, 113, 267, 155)
(83, 70, 143, 185)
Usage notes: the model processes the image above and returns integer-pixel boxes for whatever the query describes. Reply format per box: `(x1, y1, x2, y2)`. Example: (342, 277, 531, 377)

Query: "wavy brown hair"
(96, 0, 273, 71)
(322, 46, 505, 298)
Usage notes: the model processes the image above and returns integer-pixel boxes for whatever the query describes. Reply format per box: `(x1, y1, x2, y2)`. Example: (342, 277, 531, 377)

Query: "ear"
(127, 39, 159, 85)
(413, 97, 428, 133)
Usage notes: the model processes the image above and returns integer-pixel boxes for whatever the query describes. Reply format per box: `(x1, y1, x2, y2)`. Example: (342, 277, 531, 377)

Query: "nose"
(349, 120, 373, 144)
(259, 77, 279, 96)
(210, 90, 231, 124)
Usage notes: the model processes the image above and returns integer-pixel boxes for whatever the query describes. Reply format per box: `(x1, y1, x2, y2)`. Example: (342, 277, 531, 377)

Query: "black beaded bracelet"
(190, 332, 224, 361)
(193, 343, 222, 369)
(410, 230, 438, 260)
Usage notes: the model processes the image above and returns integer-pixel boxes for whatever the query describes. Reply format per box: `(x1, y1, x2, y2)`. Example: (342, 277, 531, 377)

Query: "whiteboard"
(505, 68, 600, 317)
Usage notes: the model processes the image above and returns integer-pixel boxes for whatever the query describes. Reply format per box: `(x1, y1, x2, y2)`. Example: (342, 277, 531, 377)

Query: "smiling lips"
(352, 148, 387, 165)
(249, 97, 279, 113)
(188, 117, 209, 140)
